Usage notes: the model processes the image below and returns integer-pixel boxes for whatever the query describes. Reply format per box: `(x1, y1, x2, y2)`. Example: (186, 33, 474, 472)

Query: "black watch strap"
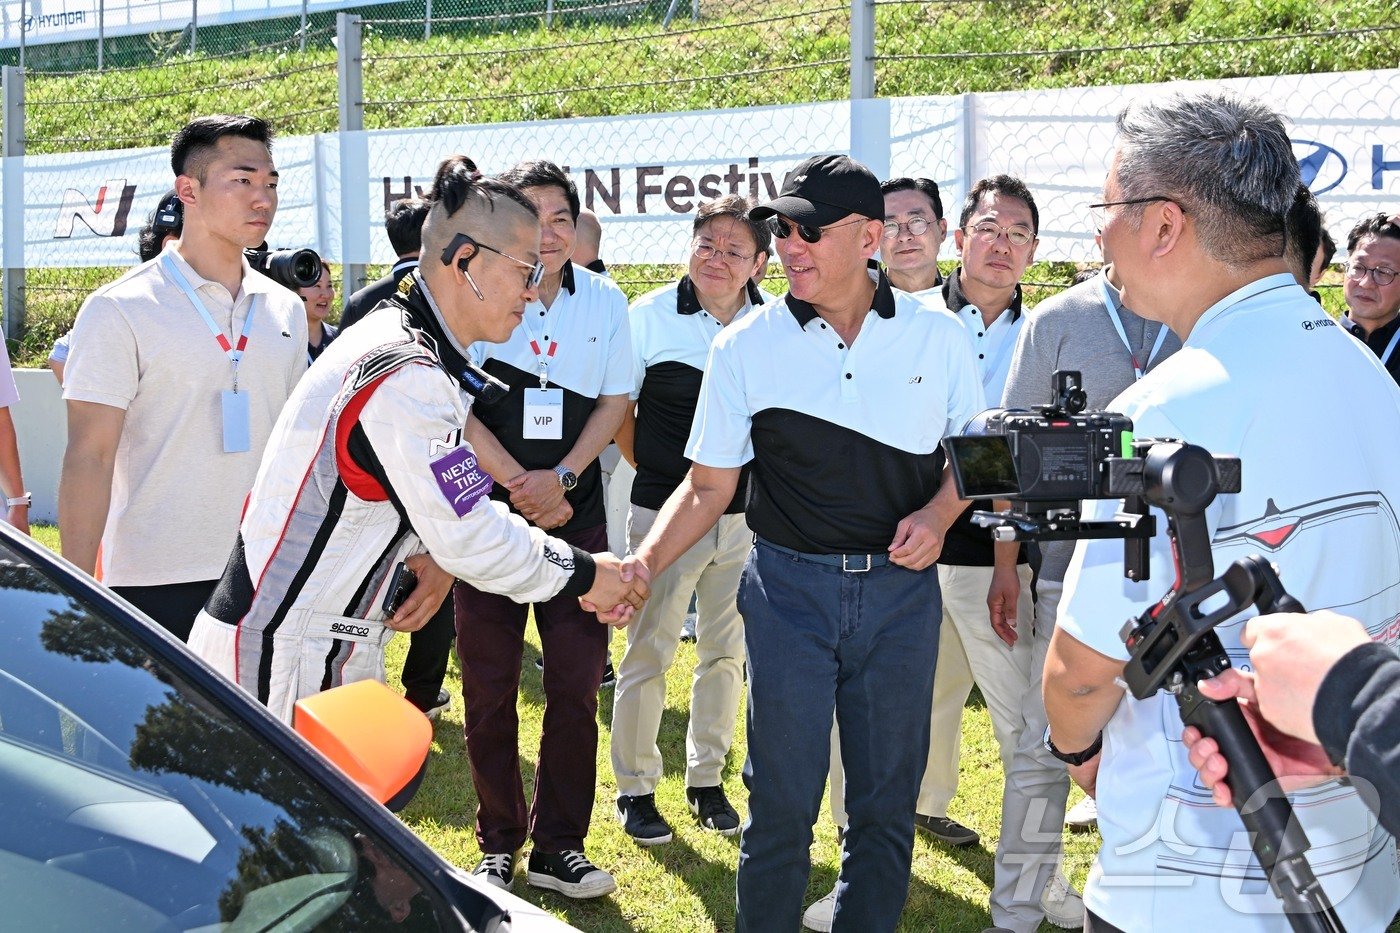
(1043, 727, 1103, 766)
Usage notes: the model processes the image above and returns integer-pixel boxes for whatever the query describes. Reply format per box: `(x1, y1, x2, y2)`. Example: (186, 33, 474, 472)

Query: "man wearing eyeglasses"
(880, 176, 948, 297)
(188, 153, 645, 734)
(626, 154, 983, 932)
(1041, 93, 1400, 933)
(457, 159, 634, 899)
(610, 194, 775, 848)
(1340, 213, 1400, 386)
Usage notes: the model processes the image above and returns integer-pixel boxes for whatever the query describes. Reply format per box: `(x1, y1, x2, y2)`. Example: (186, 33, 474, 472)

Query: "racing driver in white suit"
(189, 155, 647, 722)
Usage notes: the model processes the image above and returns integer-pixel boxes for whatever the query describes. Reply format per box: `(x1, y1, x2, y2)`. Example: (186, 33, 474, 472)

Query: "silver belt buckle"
(842, 553, 872, 573)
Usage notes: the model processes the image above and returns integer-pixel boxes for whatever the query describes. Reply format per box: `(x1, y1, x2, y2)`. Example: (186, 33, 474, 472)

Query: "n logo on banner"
(53, 179, 138, 238)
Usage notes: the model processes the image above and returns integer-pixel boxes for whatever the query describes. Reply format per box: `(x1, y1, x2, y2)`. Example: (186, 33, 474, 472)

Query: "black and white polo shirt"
(469, 262, 633, 533)
(686, 269, 984, 554)
(628, 275, 774, 514)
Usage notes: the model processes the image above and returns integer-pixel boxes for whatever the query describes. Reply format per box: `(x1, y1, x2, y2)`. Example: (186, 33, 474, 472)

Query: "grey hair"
(1114, 91, 1299, 266)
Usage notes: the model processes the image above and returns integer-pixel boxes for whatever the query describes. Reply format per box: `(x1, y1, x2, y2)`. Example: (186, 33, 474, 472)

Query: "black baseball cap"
(750, 154, 884, 226)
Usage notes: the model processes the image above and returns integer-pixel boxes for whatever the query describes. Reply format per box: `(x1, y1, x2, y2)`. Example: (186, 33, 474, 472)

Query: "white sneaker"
(1065, 796, 1098, 831)
(680, 611, 698, 643)
(802, 885, 837, 932)
(1039, 870, 1085, 929)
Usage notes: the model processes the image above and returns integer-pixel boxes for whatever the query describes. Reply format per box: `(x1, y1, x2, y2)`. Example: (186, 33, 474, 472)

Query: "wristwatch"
(1043, 726, 1102, 766)
(5, 492, 30, 508)
(554, 466, 578, 491)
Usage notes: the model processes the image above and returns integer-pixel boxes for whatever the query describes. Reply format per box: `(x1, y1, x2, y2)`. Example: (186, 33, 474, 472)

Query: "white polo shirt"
(686, 269, 984, 554)
(941, 268, 1025, 402)
(469, 261, 632, 534)
(1059, 274, 1400, 931)
(628, 275, 775, 513)
(64, 245, 309, 586)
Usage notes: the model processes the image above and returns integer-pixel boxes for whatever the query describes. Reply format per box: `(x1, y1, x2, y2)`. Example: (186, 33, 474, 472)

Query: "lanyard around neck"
(522, 302, 560, 388)
(1099, 277, 1166, 380)
(165, 254, 258, 390)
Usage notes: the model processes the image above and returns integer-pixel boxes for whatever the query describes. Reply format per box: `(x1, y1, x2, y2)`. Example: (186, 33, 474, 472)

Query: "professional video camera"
(245, 244, 323, 291)
(943, 371, 1344, 933)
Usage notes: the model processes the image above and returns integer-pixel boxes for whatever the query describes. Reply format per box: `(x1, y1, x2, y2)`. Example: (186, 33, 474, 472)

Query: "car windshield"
(0, 544, 450, 931)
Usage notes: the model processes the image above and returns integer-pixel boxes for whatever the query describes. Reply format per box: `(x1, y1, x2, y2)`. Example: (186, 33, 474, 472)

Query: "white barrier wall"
(13, 69, 1399, 271)
(11, 368, 64, 525)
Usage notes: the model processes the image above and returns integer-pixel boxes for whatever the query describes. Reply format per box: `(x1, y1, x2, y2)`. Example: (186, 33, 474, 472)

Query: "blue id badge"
(221, 389, 251, 453)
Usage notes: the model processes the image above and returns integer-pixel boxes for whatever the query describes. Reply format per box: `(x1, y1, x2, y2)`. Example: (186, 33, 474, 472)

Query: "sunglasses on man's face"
(766, 215, 867, 244)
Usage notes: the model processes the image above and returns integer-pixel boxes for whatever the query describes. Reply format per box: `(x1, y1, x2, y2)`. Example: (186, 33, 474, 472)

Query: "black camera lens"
(246, 247, 323, 291)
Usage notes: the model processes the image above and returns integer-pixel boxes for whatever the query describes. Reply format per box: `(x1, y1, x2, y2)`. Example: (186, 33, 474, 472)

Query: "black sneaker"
(686, 785, 741, 836)
(526, 848, 617, 898)
(914, 814, 979, 847)
(418, 688, 451, 721)
(472, 851, 516, 890)
(616, 793, 673, 846)
(600, 660, 616, 689)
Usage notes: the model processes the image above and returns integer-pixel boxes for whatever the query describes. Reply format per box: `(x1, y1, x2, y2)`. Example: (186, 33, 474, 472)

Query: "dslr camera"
(245, 244, 323, 291)
(941, 370, 1240, 581)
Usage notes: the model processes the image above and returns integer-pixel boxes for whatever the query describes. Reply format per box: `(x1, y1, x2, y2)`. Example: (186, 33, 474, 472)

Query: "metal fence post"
(850, 0, 875, 100)
(424, 0, 432, 40)
(98, 0, 105, 70)
(2, 67, 25, 343)
(300, 0, 308, 52)
(191, 0, 198, 54)
(18, 0, 25, 70)
(337, 13, 368, 295)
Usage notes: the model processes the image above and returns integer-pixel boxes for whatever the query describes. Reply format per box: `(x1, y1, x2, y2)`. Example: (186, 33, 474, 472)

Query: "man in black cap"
(626, 154, 982, 931)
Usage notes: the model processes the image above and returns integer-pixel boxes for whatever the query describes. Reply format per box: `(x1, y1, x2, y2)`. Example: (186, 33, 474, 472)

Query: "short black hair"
(1319, 227, 1337, 265)
(385, 197, 430, 258)
(1069, 267, 1099, 287)
(880, 177, 943, 220)
(498, 160, 580, 222)
(1346, 212, 1400, 253)
(171, 114, 273, 181)
(959, 174, 1039, 236)
(427, 154, 539, 222)
(1285, 184, 1324, 284)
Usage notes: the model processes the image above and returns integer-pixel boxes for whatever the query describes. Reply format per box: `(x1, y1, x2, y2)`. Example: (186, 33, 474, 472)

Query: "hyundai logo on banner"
(53, 179, 138, 239)
(1293, 140, 1348, 195)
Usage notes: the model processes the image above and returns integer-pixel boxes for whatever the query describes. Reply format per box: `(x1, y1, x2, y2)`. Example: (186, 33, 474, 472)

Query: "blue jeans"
(735, 540, 941, 933)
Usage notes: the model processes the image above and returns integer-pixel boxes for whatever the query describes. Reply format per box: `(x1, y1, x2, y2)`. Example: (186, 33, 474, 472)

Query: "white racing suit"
(189, 281, 597, 723)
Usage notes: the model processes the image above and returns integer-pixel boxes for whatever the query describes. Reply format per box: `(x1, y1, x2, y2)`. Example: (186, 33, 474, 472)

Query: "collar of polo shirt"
(559, 260, 578, 296)
(784, 267, 897, 328)
(676, 274, 764, 315)
(941, 265, 1023, 321)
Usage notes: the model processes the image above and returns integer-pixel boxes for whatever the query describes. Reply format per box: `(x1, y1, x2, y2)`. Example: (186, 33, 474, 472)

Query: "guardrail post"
(337, 13, 368, 295)
(850, 0, 875, 100)
(2, 67, 25, 343)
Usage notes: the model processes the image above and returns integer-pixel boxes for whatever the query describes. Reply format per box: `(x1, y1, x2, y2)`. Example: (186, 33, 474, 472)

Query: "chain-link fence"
(3, 0, 1396, 364)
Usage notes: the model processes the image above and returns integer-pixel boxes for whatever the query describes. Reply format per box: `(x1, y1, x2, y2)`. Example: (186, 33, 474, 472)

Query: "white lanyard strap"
(165, 254, 258, 390)
(1100, 277, 1166, 380)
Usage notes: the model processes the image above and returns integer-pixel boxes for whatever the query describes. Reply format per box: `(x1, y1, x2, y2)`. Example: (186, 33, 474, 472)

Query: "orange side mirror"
(294, 680, 432, 811)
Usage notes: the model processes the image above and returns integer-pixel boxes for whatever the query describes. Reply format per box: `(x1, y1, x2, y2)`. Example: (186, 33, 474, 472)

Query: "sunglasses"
(767, 216, 867, 244)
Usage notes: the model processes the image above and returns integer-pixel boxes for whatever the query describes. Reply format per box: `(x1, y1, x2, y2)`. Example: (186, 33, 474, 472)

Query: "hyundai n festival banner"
(9, 69, 1398, 268)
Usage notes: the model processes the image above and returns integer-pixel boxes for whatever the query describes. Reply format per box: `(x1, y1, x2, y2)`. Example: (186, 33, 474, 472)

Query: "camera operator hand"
(385, 553, 455, 633)
(579, 552, 650, 627)
(1180, 610, 1365, 807)
(504, 469, 567, 519)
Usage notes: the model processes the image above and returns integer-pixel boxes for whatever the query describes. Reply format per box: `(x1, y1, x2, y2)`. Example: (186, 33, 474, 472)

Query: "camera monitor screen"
(943, 435, 1020, 499)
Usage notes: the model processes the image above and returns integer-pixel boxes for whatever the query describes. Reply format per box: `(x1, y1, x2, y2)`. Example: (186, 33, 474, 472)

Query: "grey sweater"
(1000, 271, 1182, 583)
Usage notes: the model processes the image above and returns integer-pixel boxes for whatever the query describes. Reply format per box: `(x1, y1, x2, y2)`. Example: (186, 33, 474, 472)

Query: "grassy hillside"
(10, 0, 1394, 363)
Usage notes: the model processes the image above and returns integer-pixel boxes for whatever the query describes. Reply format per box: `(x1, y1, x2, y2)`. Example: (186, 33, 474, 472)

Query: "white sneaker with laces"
(801, 885, 838, 932)
(1065, 796, 1098, 830)
(1039, 870, 1085, 929)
